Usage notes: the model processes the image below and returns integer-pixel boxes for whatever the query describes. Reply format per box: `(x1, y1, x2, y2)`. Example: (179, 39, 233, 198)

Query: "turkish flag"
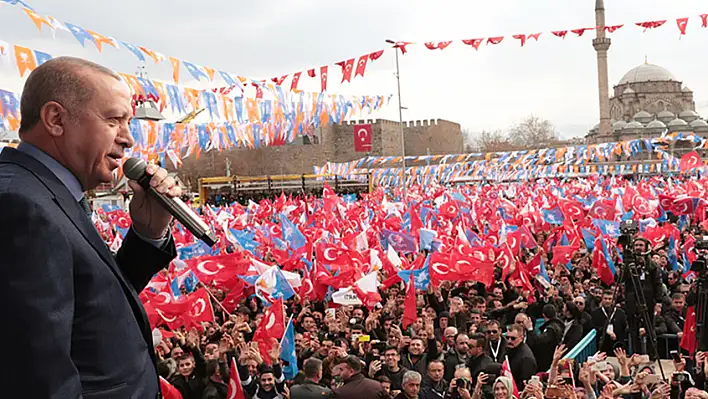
(185, 288, 215, 330)
(354, 55, 369, 77)
(319, 65, 328, 92)
(339, 58, 355, 83)
(353, 124, 372, 152)
(160, 376, 183, 399)
(290, 72, 302, 91)
(680, 150, 702, 172)
(402, 275, 417, 329)
(226, 358, 246, 399)
(680, 306, 697, 354)
(676, 17, 689, 35)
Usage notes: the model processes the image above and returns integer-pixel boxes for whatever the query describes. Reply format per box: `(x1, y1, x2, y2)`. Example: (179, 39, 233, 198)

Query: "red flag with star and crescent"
(226, 358, 246, 399)
(680, 306, 697, 354)
(353, 124, 372, 152)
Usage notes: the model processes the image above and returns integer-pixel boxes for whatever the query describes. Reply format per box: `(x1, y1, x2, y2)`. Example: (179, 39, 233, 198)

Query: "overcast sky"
(1, 0, 707, 140)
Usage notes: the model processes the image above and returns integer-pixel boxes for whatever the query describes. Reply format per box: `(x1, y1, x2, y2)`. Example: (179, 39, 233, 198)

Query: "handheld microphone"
(123, 157, 218, 247)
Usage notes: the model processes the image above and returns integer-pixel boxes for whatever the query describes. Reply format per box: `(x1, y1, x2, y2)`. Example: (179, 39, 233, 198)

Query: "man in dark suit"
(0, 57, 181, 398)
(291, 358, 331, 399)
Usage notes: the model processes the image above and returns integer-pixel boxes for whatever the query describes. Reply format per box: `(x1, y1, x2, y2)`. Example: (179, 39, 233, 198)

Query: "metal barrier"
(563, 330, 597, 365)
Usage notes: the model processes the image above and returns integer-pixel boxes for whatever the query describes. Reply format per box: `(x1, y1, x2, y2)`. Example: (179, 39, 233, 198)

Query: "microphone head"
(123, 157, 147, 180)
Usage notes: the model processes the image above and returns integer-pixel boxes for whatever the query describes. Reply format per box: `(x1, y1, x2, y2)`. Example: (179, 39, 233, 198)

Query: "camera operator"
(686, 240, 708, 351)
(620, 237, 667, 359)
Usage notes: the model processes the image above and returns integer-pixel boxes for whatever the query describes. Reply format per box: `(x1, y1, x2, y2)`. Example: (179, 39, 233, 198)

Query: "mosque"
(586, 0, 708, 144)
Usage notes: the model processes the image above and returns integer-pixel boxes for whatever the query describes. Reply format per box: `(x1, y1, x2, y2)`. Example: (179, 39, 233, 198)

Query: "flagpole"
(198, 281, 233, 318)
(386, 39, 407, 199)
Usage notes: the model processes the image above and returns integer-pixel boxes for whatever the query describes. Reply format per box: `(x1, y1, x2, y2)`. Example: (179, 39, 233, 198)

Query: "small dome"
(633, 111, 653, 124)
(619, 63, 676, 85)
(657, 110, 675, 124)
(646, 120, 666, 129)
(679, 110, 699, 122)
(612, 120, 627, 131)
(668, 118, 688, 127)
(623, 87, 635, 95)
(689, 119, 708, 128)
(623, 120, 644, 130)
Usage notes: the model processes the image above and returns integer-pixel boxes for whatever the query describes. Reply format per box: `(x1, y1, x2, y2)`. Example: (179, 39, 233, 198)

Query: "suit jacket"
(290, 380, 331, 399)
(0, 147, 176, 398)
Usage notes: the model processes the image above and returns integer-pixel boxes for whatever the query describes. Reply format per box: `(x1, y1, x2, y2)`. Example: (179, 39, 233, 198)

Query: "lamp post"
(386, 39, 407, 198)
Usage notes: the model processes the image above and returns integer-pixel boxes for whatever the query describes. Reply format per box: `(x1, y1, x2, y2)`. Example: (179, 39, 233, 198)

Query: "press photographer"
(687, 237, 708, 352)
(616, 221, 667, 361)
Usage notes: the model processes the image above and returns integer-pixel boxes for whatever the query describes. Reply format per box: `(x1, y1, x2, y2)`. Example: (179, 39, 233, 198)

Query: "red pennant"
(307, 68, 316, 78)
(354, 55, 368, 77)
(252, 82, 263, 99)
(462, 38, 484, 50)
(676, 17, 689, 35)
(392, 41, 413, 54)
(635, 20, 667, 31)
(701, 14, 708, 28)
(604, 24, 624, 33)
(512, 34, 527, 46)
(319, 65, 328, 92)
(290, 72, 301, 91)
(424, 41, 452, 50)
(571, 28, 591, 36)
(487, 36, 504, 45)
(552, 30, 568, 38)
(528, 32, 542, 41)
(339, 58, 355, 83)
(369, 50, 384, 61)
(272, 75, 288, 85)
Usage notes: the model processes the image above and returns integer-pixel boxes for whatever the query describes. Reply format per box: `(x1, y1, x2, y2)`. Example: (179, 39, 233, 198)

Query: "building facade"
(175, 119, 463, 187)
(587, 62, 706, 144)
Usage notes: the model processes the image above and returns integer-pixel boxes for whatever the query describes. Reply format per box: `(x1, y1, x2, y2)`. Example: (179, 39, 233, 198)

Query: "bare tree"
(507, 115, 558, 149)
(465, 129, 514, 153)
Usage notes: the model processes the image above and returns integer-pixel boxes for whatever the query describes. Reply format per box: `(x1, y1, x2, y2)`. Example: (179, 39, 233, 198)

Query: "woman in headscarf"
(493, 376, 514, 399)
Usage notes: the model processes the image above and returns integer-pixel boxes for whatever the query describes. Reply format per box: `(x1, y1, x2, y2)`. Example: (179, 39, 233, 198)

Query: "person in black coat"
(504, 324, 537, 390)
(291, 358, 331, 399)
(466, 333, 493, 380)
(420, 360, 447, 399)
(525, 304, 564, 371)
(591, 290, 628, 355)
(561, 301, 585, 350)
(202, 360, 229, 399)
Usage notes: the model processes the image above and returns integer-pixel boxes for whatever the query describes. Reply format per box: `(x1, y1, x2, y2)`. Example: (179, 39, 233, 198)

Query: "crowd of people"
(92, 175, 708, 399)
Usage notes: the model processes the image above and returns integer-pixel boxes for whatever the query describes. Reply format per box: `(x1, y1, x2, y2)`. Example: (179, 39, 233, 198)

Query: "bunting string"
(319, 132, 708, 187)
(1, 0, 707, 94)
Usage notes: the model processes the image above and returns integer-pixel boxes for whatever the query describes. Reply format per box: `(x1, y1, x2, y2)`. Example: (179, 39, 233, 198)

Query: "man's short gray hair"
(19, 56, 121, 134)
(402, 370, 422, 385)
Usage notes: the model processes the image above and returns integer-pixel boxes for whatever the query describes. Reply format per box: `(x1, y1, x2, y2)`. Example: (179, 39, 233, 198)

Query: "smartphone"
(304, 332, 311, 341)
(528, 375, 542, 388)
(592, 361, 608, 372)
(359, 335, 371, 343)
(545, 386, 562, 398)
(643, 374, 663, 385)
(326, 308, 336, 318)
(670, 350, 681, 363)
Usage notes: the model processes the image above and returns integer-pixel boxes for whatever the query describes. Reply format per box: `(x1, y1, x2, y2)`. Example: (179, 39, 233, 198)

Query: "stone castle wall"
(175, 119, 463, 186)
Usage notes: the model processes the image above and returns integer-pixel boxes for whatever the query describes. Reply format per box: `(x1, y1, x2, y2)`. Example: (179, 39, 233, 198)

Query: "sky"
(1, 0, 708, 141)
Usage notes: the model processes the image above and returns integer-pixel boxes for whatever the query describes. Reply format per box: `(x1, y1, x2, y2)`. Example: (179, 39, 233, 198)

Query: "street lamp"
(385, 39, 407, 198)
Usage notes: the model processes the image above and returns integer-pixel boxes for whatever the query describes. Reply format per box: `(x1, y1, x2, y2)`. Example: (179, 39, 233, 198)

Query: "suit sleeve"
(0, 193, 82, 398)
(115, 227, 177, 293)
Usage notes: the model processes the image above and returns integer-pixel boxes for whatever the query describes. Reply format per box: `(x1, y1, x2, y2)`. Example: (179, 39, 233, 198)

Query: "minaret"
(593, 0, 612, 137)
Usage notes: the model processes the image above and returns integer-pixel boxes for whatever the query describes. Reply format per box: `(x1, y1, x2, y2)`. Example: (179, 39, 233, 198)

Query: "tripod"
(598, 249, 666, 381)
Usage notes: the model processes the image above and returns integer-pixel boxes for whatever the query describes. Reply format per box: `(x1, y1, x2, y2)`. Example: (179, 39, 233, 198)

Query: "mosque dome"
(612, 120, 627, 131)
(646, 120, 666, 129)
(633, 111, 653, 124)
(619, 63, 676, 85)
(656, 110, 675, 124)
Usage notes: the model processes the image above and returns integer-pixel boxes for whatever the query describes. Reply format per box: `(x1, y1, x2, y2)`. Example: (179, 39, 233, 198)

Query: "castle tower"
(592, 0, 612, 137)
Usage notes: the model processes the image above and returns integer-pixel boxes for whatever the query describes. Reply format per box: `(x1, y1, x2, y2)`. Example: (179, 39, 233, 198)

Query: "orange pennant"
(23, 8, 53, 32)
(152, 81, 167, 112)
(138, 46, 161, 63)
(203, 66, 216, 81)
(14, 45, 37, 77)
(118, 73, 144, 95)
(169, 57, 181, 84)
(86, 30, 116, 52)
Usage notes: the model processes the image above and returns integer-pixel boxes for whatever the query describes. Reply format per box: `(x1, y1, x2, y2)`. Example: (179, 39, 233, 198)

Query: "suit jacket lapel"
(0, 148, 145, 325)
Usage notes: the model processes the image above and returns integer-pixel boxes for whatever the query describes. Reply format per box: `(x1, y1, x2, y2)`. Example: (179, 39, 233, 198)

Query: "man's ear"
(40, 101, 66, 137)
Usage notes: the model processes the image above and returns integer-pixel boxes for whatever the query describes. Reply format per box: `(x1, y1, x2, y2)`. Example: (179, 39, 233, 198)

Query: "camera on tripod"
(690, 236, 708, 273)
